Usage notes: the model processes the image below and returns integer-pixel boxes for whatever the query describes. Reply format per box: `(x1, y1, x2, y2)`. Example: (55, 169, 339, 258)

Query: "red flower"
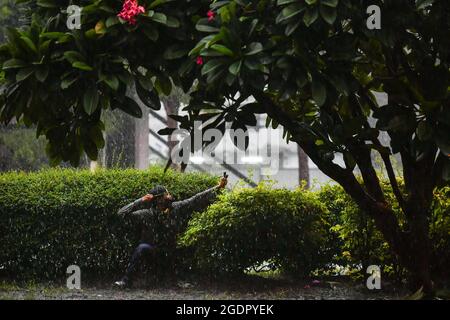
(118, 0, 145, 25)
(196, 56, 204, 65)
(207, 10, 215, 22)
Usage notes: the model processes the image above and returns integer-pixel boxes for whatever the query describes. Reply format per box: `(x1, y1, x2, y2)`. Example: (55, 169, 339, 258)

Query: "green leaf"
(312, 79, 327, 106)
(285, 21, 301, 36)
(303, 8, 319, 27)
(143, 27, 159, 41)
(61, 75, 78, 89)
(210, 44, 234, 57)
(245, 42, 263, 56)
(35, 66, 49, 82)
(315, 139, 324, 146)
(40, 32, 67, 39)
(277, 3, 306, 23)
(100, 73, 119, 91)
(106, 16, 120, 28)
(166, 16, 180, 28)
(321, 0, 339, 7)
(155, 74, 172, 96)
(149, 0, 171, 9)
(89, 125, 105, 149)
(20, 35, 38, 53)
(2, 59, 26, 70)
(16, 67, 35, 81)
(85, 28, 98, 39)
(163, 45, 189, 60)
(36, 0, 58, 8)
(137, 73, 154, 91)
(95, 20, 107, 35)
(64, 51, 85, 64)
(83, 86, 99, 115)
(229, 60, 242, 76)
(196, 19, 220, 33)
(72, 61, 93, 71)
(117, 96, 143, 118)
(320, 5, 337, 25)
(277, 0, 298, 5)
(201, 59, 225, 76)
(148, 11, 167, 24)
(136, 81, 161, 110)
(117, 71, 133, 86)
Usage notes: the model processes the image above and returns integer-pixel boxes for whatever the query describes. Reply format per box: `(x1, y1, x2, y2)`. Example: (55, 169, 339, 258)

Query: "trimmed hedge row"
(0, 167, 217, 279)
(1, 167, 449, 281)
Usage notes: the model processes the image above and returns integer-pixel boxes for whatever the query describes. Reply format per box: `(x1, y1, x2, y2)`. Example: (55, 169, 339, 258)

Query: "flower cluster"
(196, 11, 216, 66)
(207, 10, 215, 22)
(118, 0, 145, 25)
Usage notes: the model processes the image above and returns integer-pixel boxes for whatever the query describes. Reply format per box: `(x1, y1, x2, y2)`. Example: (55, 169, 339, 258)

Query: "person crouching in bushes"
(114, 174, 228, 288)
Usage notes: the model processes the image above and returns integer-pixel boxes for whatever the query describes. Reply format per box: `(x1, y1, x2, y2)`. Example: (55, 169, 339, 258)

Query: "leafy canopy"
(0, 0, 449, 179)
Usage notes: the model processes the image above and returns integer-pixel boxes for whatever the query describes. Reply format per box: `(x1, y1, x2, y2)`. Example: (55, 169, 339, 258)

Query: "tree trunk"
(297, 146, 310, 189)
(405, 207, 434, 295)
(162, 95, 180, 171)
(134, 107, 149, 170)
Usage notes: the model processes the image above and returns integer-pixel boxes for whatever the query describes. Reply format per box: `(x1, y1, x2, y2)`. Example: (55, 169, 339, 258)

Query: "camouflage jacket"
(118, 186, 220, 245)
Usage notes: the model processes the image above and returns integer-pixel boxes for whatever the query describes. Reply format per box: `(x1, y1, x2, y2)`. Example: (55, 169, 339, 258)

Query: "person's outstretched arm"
(117, 194, 154, 216)
(171, 176, 227, 217)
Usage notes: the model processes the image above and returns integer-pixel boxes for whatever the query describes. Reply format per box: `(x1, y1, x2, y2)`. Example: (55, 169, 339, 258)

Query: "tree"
(1, 0, 449, 294)
(298, 146, 309, 188)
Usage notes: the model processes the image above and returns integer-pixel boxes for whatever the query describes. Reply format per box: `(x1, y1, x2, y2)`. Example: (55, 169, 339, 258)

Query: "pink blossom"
(196, 56, 204, 65)
(118, 0, 145, 25)
(207, 10, 215, 22)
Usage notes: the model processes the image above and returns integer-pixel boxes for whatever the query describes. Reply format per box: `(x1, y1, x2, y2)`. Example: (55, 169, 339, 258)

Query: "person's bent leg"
(115, 243, 155, 288)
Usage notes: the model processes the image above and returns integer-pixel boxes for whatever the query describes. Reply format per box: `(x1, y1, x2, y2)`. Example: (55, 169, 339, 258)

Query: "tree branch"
(371, 137, 407, 213)
(348, 143, 385, 202)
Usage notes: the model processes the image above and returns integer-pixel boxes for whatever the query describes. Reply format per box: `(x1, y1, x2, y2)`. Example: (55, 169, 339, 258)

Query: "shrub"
(318, 183, 450, 281)
(179, 183, 333, 277)
(0, 167, 217, 280)
(318, 184, 397, 275)
(430, 186, 450, 280)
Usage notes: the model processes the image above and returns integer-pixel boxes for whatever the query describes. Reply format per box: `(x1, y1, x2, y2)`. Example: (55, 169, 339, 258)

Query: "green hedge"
(1, 167, 448, 282)
(180, 184, 333, 277)
(0, 167, 217, 280)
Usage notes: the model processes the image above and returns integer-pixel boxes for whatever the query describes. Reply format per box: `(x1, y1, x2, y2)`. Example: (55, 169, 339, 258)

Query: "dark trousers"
(123, 243, 156, 282)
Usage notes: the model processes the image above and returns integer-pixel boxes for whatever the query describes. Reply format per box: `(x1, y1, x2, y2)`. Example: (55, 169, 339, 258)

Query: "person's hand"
(218, 176, 228, 189)
(142, 194, 154, 202)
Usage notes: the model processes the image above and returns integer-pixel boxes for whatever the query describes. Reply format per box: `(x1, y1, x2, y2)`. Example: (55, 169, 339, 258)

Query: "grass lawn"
(0, 273, 409, 300)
